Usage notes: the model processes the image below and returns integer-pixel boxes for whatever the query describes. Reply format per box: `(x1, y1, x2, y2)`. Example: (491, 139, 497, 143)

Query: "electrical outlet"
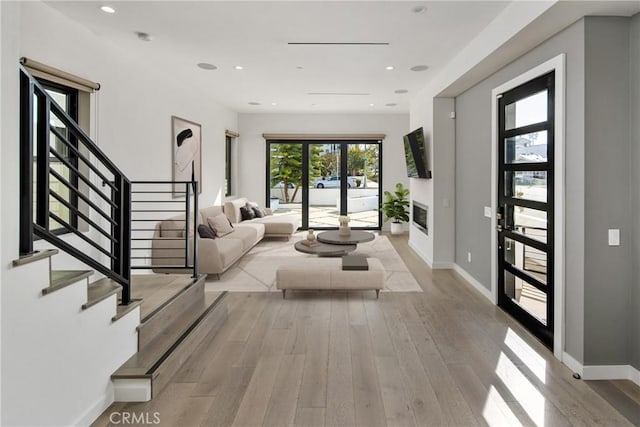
(484, 206, 491, 218)
(467, 252, 472, 263)
(608, 229, 620, 246)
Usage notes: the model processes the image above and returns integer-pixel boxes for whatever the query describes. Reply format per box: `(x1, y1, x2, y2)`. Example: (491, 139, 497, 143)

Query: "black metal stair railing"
(129, 181, 198, 277)
(19, 66, 133, 304)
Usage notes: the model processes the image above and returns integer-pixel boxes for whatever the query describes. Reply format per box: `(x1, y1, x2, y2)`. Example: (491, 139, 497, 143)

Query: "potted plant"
(382, 182, 410, 235)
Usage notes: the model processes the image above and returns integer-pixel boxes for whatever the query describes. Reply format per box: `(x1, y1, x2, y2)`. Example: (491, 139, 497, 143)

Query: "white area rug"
(205, 232, 422, 293)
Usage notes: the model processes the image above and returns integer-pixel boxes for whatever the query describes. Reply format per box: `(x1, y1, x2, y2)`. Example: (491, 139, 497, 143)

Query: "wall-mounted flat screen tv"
(403, 127, 432, 178)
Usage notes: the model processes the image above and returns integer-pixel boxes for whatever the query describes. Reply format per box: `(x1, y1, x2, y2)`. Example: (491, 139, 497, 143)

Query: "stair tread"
(82, 277, 121, 310)
(13, 249, 59, 267)
(44, 270, 93, 295)
(112, 290, 226, 378)
(113, 299, 143, 322)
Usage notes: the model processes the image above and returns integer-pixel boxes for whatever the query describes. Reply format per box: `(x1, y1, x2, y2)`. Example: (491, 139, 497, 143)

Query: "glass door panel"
(346, 143, 380, 228)
(497, 71, 554, 348)
(308, 143, 341, 229)
(268, 143, 302, 226)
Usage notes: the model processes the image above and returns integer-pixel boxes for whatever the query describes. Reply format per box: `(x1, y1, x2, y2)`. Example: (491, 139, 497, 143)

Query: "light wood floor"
(95, 234, 640, 426)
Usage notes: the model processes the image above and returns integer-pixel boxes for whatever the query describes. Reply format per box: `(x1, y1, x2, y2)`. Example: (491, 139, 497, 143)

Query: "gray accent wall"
(455, 16, 638, 366)
(455, 19, 586, 361)
(583, 17, 633, 366)
(433, 98, 456, 267)
(631, 13, 640, 371)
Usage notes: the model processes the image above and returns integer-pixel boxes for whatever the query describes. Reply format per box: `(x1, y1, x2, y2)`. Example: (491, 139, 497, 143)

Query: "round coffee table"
(294, 241, 357, 257)
(316, 230, 375, 245)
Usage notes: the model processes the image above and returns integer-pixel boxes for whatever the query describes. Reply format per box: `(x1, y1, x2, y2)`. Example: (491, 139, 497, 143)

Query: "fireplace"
(412, 201, 428, 235)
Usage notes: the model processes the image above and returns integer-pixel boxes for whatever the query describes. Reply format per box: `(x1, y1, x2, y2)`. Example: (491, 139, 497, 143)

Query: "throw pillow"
(207, 213, 234, 237)
(246, 201, 259, 209)
(240, 206, 256, 221)
(197, 224, 216, 239)
(252, 207, 265, 218)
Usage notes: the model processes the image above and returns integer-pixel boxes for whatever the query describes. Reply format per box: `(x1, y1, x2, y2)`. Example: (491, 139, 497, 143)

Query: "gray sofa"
(151, 202, 299, 278)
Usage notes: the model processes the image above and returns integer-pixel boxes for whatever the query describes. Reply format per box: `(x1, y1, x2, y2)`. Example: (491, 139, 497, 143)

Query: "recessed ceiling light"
(385, 103, 397, 107)
(385, 66, 394, 71)
(410, 65, 429, 72)
(197, 63, 217, 70)
(394, 89, 409, 94)
(271, 102, 277, 106)
(412, 5, 427, 14)
(248, 101, 261, 106)
(369, 103, 375, 107)
(135, 31, 153, 42)
(296, 66, 304, 70)
(100, 5, 115, 14)
(234, 65, 244, 70)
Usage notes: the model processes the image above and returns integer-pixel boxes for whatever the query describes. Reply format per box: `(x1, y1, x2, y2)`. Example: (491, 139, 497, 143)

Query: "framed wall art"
(171, 115, 202, 196)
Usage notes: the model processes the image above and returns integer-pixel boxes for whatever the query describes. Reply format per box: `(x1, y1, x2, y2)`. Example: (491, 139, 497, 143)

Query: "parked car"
(272, 181, 296, 189)
(313, 176, 357, 188)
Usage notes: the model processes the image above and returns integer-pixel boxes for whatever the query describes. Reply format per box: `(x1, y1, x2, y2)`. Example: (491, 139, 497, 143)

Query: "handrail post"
(192, 179, 198, 278)
(120, 179, 132, 305)
(184, 182, 191, 270)
(19, 72, 34, 255)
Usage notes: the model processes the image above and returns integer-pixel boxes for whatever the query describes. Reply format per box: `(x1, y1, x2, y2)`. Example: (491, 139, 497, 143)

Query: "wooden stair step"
(43, 270, 93, 295)
(113, 299, 143, 322)
(82, 277, 121, 310)
(112, 284, 227, 400)
(13, 248, 59, 267)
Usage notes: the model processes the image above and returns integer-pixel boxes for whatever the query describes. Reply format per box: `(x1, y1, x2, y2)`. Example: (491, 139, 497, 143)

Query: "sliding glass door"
(266, 140, 381, 230)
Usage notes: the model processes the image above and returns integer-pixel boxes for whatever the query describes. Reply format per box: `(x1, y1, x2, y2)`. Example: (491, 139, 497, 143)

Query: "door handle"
(496, 225, 503, 232)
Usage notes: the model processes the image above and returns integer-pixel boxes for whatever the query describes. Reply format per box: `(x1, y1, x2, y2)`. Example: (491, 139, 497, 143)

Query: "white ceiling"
(44, 1, 512, 113)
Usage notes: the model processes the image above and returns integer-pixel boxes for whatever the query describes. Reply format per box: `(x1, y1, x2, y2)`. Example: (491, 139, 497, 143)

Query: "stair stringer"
(1, 255, 139, 427)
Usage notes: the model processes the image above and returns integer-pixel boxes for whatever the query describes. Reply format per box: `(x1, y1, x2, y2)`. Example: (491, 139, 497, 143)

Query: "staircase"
(111, 275, 228, 402)
(7, 66, 229, 425)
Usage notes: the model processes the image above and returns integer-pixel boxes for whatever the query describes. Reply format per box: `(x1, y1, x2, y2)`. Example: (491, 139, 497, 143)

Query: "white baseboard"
(564, 356, 640, 386)
(630, 365, 640, 386)
(408, 240, 433, 268)
(432, 261, 455, 269)
(583, 365, 633, 381)
(561, 352, 583, 375)
(74, 391, 113, 426)
(452, 264, 494, 303)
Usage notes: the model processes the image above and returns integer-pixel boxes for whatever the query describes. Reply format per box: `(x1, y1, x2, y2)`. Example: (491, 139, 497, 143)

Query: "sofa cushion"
(223, 198, 249, 224)
(199, 206, 224, 224)
(253, 215, 300, 235)
(225, 225, 260, 251)
(240, 206, 256, 221)
(207, 213, 234, 237)
(160, 219, 185, 237)
(198, 224, 216, 239)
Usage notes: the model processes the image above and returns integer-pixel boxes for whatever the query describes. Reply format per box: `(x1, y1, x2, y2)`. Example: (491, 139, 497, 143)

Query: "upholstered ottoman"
(276, 257, 384, 298)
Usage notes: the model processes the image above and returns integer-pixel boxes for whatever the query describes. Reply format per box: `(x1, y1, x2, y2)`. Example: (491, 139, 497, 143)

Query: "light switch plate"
(608, 229, 620, 246)
(484, 207, 491, 218)
(443, 198, 450, 208)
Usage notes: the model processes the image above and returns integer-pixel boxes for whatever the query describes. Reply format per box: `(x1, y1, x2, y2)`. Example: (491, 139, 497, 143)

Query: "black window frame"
(225, 134, 232, 197)
(37, 78, 80, 236)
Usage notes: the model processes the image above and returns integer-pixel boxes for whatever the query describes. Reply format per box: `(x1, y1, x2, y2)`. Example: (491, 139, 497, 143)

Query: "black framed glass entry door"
(497, 71, 555, 348)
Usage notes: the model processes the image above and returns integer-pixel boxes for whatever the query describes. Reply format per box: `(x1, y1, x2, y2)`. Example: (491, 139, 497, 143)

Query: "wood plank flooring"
(94, 234, 640, 427)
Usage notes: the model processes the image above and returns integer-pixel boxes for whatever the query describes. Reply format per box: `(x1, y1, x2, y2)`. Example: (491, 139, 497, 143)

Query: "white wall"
(236, 113, 409, 229)
(1, 2, 237, 425)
